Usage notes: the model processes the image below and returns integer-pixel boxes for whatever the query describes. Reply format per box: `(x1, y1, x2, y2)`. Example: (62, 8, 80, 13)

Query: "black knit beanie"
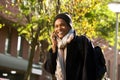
(54, 12, 72, 28)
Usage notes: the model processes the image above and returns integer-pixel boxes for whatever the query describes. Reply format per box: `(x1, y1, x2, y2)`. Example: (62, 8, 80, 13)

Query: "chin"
(59, 36, 63, 39)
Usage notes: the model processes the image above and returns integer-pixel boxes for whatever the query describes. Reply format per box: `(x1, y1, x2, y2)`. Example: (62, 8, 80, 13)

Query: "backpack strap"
(76, 35, 97, 80)
(76, 35, 88, 80)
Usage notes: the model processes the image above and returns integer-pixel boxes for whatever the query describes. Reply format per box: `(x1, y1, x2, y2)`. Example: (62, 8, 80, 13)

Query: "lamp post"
(108, 1, 120, 80)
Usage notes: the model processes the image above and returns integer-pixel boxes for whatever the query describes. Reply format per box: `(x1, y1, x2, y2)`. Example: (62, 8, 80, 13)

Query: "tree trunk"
(24, 26, 40, 80)
(56, 0, 60, 14)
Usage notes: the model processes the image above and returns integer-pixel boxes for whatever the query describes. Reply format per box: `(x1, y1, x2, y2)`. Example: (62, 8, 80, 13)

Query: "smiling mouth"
(58, 31, 64, 35)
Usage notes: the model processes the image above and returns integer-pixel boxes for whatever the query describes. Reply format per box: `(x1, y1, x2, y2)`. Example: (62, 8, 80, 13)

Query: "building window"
(5, 32, 11, 54)
(17, 36, 23, 57)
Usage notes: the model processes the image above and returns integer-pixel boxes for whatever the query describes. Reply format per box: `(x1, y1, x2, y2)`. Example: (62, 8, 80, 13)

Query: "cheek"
(54, 28, 58, 33)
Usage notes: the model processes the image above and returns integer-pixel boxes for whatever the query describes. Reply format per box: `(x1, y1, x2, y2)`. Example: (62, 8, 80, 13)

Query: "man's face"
(54, 18, 71, 39)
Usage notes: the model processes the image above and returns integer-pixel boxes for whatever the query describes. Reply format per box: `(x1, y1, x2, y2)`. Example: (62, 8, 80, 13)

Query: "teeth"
(59, 32, 62, 33)
(58, 32, 62, 34)
(58, 32, 63, 35)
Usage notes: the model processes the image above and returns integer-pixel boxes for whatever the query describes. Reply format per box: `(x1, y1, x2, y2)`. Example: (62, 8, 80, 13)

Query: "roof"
(0, 0, 27, 26)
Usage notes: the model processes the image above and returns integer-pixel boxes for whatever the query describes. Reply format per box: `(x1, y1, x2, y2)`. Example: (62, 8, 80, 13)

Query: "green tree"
(58, 0, 120, 49)
(10, 0, 53, 80)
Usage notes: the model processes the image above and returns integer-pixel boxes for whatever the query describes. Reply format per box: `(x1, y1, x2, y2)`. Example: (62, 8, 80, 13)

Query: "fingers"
(51, 32, 57, 53)
(51, 32, 57, 46)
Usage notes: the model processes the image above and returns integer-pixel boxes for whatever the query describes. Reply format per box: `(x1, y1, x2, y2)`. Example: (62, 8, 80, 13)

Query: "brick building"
(0, 25, 47, 80)
(0, 0, 51, 80)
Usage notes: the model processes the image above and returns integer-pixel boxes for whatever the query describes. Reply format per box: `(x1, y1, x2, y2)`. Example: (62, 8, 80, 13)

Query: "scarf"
(55, 29, 75, 80)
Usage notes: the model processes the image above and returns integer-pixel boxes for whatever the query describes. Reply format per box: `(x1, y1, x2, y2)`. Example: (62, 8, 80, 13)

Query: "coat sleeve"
(43, 48, 57, 74)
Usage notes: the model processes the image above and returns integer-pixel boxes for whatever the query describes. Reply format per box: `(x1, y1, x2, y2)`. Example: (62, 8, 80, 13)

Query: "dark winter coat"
(44, 35, 96, 80)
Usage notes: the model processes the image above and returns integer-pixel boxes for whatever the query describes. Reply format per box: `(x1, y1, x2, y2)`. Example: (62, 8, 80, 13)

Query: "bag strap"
(81, 36, 88, 80)
(76, 35, 88, 80)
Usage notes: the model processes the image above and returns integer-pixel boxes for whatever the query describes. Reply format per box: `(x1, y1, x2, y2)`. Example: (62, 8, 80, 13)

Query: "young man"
(44, 13, 96, 80)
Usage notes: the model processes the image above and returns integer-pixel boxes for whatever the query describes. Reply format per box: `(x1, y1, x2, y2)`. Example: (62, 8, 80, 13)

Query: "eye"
(55, 25, 58, 28)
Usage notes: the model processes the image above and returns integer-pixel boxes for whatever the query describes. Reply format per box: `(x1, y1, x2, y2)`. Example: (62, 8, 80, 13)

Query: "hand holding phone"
(51, 32, 57, 53)
(52, 32, 57, 40)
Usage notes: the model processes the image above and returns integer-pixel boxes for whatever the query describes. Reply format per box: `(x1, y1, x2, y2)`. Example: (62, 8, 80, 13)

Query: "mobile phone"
(53, 32, 58, 40)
